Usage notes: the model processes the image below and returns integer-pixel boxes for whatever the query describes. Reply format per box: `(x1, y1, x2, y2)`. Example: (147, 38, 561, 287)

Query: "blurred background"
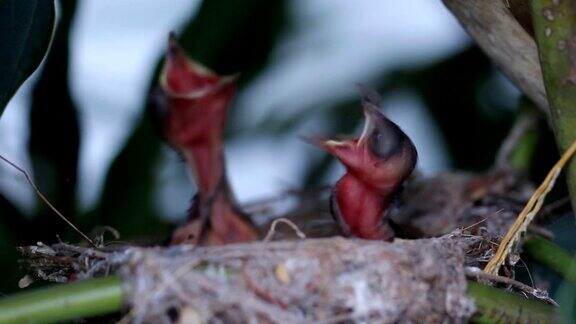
(0, 0, 569, 295)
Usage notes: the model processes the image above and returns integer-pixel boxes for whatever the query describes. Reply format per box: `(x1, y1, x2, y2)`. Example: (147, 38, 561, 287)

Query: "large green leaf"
(0, 0, 55, 116)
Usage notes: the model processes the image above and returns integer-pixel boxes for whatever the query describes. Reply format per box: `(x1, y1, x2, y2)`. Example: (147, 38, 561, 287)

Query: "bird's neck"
(182, 136, 224, 197)
(335, 173, 394, 240)
(174, 139, 259, 245)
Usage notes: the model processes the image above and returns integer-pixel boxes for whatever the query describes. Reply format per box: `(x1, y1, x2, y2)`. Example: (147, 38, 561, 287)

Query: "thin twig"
(465, 267, 558, 305)
(262, 218, 306, 242)
(0, 154, 96, 247)
(519, 258, 535, 288)
(461, 217, 488, 232)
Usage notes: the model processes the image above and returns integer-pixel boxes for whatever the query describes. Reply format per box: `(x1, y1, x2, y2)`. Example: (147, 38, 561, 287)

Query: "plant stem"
(468, 281, 558, 323)
(0, 274, 560, 323)
(531, 0, 576, 214)
(524, 237, 576, 285)
(0, 276, 124, 324)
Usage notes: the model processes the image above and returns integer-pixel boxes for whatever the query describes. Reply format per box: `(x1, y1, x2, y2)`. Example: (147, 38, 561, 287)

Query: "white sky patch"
(0, 81, 35, 215)
(227, 137, 307, 203)
(154, 147, 194, 222)
(236, 0, 468, 126)
(71, 0, 198, 210)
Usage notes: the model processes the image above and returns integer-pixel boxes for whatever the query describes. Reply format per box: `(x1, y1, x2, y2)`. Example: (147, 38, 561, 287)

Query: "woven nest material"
(20, 233, 487, 323)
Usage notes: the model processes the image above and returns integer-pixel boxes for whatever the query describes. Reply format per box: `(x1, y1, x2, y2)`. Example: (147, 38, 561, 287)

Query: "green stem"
(531, 0, 576, 214)
(524, 237, 576, 285)
(0, 275, 560, 323)
(0, 276, 124, 324)
(468, 281, 558, 323)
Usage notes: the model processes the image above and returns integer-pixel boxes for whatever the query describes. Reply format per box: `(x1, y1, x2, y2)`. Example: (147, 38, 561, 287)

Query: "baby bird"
(313, 87, 417, 241)
(156, 35, 258, 246)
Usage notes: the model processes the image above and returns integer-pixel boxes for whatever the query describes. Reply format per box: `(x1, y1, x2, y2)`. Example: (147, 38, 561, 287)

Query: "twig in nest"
(484, 139, 576, 275)
(262, 218, 307, 242)
(465, 266, 558, 306)
(0, 154, 96, 247)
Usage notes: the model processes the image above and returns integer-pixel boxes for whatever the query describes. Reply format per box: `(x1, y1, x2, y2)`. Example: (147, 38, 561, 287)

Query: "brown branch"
(0, 154, 96, 247)
(465, 266, 558, 305)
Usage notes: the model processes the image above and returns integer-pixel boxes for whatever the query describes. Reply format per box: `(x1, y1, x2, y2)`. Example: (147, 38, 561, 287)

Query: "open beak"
(305, 134, 354, 153)
(308, 86, 408, 168)
(312, 86, 383, 151)
(358, 88, 416, 165)
(157, 36, 236, 194)
(309, 86, 417, 188)
(357, 84, 384, 146)
(358, 101, 382, 146)
(160, 33, 236, 99)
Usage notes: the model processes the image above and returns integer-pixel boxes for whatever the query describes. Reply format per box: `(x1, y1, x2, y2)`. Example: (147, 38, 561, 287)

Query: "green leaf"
(0, 0, 55, 116)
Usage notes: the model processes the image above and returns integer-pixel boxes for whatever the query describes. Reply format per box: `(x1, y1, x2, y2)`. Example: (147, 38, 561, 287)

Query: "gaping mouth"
(304, 134, 357, 155)
(315, 103, 380, 151)
(160, 34, 237, 99)
(358, 106, 378, 146)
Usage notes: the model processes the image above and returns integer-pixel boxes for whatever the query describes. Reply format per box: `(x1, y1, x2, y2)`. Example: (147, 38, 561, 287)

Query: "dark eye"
(368, 122, 403, 159)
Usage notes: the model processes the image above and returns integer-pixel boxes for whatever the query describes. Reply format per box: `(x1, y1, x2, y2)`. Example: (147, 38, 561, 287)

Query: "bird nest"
(17, 169, 556, 323)
(19, 233, 485, 323)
